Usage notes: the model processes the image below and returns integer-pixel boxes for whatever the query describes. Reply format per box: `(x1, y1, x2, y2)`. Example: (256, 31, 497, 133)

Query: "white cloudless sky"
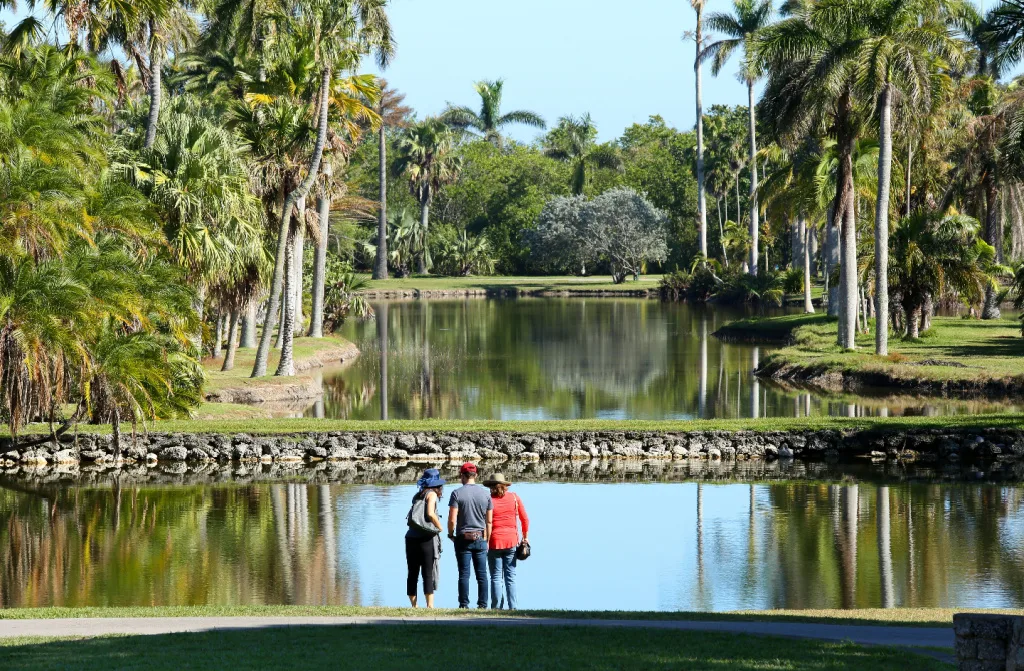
(367, 0, 756, 143)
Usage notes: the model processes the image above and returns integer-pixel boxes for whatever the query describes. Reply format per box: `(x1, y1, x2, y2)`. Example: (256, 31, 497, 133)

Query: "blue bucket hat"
(417, 468, 446, 489)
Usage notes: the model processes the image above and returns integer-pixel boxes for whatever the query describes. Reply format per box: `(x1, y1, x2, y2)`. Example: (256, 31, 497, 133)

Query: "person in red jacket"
(483, 473, 529, 609)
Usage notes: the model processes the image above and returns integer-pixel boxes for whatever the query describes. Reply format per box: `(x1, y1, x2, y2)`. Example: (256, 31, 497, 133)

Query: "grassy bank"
(0, 604, 1009, 628)
(718, 313, 1024, 394)
(0, 625, 947, 671)
(11, 413, 1024, 437)
(358, 274, 662, 294)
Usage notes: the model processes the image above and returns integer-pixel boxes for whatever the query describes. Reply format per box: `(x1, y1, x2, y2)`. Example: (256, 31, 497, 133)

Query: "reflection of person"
(484, 473, 529, 610)
(406, 468, 445, 608)
(447, 462, 493, 609)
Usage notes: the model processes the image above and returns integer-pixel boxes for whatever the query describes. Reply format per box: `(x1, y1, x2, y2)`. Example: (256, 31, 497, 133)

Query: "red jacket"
(489, 493, 529, 550)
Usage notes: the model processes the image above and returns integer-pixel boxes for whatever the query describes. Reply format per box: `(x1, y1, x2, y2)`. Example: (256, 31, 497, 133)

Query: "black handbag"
(516, 539, 531, 561)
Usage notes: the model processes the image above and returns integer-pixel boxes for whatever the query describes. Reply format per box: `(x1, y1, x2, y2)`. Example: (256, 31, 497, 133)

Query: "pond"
(300, 298, 1020, 420)
(4, 478, 1024, 611)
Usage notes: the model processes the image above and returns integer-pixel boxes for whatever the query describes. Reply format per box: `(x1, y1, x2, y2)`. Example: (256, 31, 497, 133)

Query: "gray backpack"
(407, 492, 441, 535)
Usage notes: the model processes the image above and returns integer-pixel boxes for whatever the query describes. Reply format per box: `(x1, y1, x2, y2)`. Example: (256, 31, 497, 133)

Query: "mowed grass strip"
(0, 624, 949, 670)
(0, 605, 1014, 628)
(12, 412, 1024, 437)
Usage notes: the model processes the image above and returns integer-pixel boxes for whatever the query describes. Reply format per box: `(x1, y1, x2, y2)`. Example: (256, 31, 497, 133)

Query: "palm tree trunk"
(222, 309, 240, 372)
(826, 201, 840, 316)
(213, 310, 224, 359)
(905, 135, 912, 218)
(252, 66, 332, 377)
(292, 197, 306, 335)
(308, 167, 332, 338)
(747, 80, 759, 276)
(874, 85, 893, 356)
(694, 5, 707, 260)
(735, 173, 741, 225)
(803, 218, 814, 314)
(809, 226, 818, 277)
(240, 301, 257, 348)
(416, 197, 430, 275)
(837, 96, 858, 350)
(143, 20, 161, 150)
(717, 197, 728, 267)
(983, 175, 1001, 320)
(277, 227, 296, 376)
(908, 302, 920, 339)
(374, 125, 389, 279)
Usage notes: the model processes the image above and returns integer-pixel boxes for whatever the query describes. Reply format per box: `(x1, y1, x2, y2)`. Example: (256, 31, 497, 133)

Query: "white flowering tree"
(530, 188, 668, 283)
(584, 188, 668, 283)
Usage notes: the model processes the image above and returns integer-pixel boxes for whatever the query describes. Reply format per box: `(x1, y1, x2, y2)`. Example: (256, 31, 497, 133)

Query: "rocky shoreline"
(4, 426, 1023, 472)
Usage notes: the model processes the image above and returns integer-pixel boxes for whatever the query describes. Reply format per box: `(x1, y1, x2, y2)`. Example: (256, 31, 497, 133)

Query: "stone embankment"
(5, 426, 1024, 471)
(954, 613, 1024, 670)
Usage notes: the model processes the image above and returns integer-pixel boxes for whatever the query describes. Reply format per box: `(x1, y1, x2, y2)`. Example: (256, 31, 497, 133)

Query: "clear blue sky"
(369, 0, 754, 143)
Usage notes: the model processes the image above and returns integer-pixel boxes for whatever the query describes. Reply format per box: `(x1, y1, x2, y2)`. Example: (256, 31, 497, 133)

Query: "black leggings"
(406, 536, 436, 596)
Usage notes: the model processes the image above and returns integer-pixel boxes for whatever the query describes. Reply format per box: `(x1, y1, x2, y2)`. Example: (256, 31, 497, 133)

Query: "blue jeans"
(488, 548, 518, 609)
(454, 537, 488, 608)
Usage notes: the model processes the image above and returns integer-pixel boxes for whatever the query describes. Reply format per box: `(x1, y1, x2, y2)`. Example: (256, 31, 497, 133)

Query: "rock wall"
(954, 613, 1024, 670)
(4, 426, 1024, 471)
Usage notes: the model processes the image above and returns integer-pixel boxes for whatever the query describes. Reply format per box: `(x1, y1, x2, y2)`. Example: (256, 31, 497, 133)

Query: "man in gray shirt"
(448, 462, 493, 608)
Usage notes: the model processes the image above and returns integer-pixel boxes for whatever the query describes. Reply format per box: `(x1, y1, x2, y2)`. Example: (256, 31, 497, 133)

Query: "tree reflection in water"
(2, 480, 1024, 611)
(308, 299, 1024, 420)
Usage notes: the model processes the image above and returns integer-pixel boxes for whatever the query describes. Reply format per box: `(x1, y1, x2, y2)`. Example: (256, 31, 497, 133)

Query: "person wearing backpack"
(406, 468, 445, 608)
(483, 473, 529, 610)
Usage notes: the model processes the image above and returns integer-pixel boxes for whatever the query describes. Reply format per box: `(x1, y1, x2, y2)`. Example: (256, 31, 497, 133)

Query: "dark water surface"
(4, 479, 1024, 611)
(304, 298, 1021, 420)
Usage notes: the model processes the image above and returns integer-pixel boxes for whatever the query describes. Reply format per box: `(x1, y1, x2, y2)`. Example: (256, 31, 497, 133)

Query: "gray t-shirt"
(448, 484, 493, 534)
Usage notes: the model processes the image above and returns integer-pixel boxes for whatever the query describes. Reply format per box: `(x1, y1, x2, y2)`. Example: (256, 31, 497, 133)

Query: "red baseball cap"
(460, 462, 477, 475)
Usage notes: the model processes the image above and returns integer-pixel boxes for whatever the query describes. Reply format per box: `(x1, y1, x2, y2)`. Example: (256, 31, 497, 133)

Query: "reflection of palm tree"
(841, 485, 859, 608)
(377, 302, 389, 420)
(877, 486, 894, 608)
(751, 346, 760, 419)
(698, 314, 708, 418)
(696, 483, 706, 607)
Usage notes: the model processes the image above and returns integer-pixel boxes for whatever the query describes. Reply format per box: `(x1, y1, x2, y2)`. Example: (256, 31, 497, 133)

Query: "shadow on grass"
(2, 625, 950, 670)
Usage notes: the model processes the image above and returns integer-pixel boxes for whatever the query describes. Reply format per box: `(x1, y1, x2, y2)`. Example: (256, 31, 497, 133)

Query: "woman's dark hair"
(489, 483, 508, 497)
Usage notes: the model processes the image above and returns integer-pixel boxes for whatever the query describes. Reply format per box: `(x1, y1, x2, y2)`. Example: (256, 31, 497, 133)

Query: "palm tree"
(395, 117, 462, 274)
(373, 79, 411, 280)
(442, 79, 545, 147)
(248, 0, 389, 378)
(543, 114, 622, 195)
(700, 0, 773, 276)
(855, 0, 963, 356)
(756, 0, 870, 350)
(689, 0, 709, 260)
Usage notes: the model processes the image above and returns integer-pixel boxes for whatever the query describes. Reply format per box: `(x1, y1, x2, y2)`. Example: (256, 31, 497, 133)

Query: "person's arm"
(426, 491, 442, 531)
(485, 508, 493, 542)
(518, 495, 529, 542)
(447, 491, 458, 539)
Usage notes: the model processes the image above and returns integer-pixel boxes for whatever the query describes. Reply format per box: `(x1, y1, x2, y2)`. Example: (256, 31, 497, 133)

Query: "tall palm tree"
(373, 79, 411, 280)
(543, 114, 622, 195)
(700, 0, 772, 276)
(394, 117, 462, 274)
(247, 0, 389, 378)
(690, 0, 709, 260)
(441, 79, 545, 147)
(756, 0, 871, 350)
(855, 0, 963, 355)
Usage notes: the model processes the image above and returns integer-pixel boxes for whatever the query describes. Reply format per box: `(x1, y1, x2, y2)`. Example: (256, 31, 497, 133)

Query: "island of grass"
(199, 335, 358, 413)
(716, 313, 1024, 395)
(357, 273, 663, 297)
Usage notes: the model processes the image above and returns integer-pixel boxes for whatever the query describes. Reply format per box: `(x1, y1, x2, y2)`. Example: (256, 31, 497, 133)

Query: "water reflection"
(4, 480, 1024, 611)
(304, 299, 1023, 420)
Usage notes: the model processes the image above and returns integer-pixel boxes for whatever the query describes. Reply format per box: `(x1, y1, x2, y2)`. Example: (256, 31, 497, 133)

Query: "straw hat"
(483, 473, 512, 486)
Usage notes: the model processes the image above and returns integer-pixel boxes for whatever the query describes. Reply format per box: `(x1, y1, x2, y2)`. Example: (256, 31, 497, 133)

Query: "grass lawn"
(11, 412, 1024, 436)
(0, 604, 1009, 628)
(720, 313, 1024, 391)
(202, 335, 355, 394)
(358, 273, 663, 293)
(0, 625, 949, 670)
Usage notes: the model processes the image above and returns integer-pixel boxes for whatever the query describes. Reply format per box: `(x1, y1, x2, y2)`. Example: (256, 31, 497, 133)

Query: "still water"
(4, 479, 1024, 611)
(306, 298, 1020, 420)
